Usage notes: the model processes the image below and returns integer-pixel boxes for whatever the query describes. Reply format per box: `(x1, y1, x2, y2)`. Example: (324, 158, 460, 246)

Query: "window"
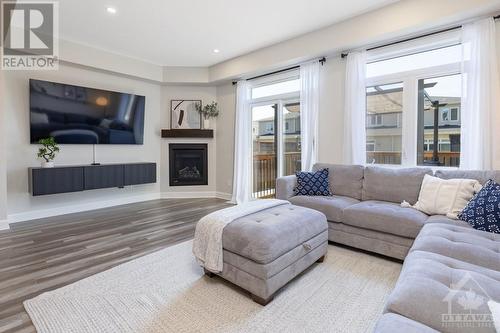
(366, 82, 403, 165)
(442, 109, 449, 122)
(367, 44, 463, 78)
(417, 74, 461, 167)
(250, 73, 301, 198)
(251, 78, 300, 99)
(366, 141, 375, 152)
(368, 114, 382, 126)
(366, 40, 462, 167)
(264, 122, 274, 134)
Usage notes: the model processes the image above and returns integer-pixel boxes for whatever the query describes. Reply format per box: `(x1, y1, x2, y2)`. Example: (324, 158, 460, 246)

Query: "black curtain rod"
(341, 14, 500, 58)
(232, 57, 326, 85)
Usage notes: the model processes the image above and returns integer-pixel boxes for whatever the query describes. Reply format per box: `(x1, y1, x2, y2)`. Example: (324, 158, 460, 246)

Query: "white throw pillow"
(413, 174, 482, 219)
(489, 300, 500, 333)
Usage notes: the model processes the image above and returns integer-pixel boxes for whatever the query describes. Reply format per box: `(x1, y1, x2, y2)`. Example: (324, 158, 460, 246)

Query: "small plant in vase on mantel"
(196, 101, 219, 129)
(37, 137, 60, 168)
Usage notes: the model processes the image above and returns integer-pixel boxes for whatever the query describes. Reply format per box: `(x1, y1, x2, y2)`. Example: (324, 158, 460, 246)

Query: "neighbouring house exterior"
(253, 105, 301, 155)
(366, 86, 461, 166)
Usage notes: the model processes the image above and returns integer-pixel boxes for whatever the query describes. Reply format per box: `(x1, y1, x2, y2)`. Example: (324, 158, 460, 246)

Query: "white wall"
(3, 65, 163, 221)
(213, 21, 500, 195)
(0, 71, 8, 228)
(160, 85, 218, 196)
(213, 59, 347, 195)
(3, 67, 223, 222)
(209, 0, 500, 82)
(2, 0, 500, 223)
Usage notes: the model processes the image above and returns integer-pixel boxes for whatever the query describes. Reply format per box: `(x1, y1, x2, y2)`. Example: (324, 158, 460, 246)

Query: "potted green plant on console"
(37, 137, 60, 168)
(197, 101, 219, 129)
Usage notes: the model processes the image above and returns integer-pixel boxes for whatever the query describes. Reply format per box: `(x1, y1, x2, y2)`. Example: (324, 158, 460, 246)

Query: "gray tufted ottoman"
(205, 203, 328, 305)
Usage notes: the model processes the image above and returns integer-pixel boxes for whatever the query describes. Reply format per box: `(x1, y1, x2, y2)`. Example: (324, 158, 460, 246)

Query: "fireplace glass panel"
(169, 144, 208, 186)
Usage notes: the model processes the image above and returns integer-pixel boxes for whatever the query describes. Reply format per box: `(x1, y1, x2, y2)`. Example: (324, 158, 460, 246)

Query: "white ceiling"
(59, 0, 400, 67)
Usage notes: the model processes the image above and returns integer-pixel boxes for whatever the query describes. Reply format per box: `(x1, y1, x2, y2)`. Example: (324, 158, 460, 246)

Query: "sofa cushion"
(328, 222, 414, 260)
(385, 250, 500, 333)
(294, 168, 331, 196)
(362, 166, 432, 204)
(435, 169, 500, 185)
(458, 179, 500, 234)
(374, 313, 439, 333)
(424, 215, 472, 229)
(313, 163, 364, 200)
(413, 174, 481, 219)
(342, 201, 429, 238)
(222, 204, 327, 264)
(288, 195, 359, 222)
(411, 223, 500, 271)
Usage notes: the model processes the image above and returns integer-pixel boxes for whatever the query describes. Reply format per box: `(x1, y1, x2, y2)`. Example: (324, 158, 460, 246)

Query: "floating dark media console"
(29, 163, 156, 196)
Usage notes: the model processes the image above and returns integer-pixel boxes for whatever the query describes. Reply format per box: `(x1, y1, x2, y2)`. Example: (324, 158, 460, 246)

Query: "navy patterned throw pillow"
(294, 168, 332, 196)
(458, 179, 500, 234)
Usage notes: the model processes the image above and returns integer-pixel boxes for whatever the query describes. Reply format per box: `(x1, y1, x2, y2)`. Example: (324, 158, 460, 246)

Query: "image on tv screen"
(30, 79, 145, 144)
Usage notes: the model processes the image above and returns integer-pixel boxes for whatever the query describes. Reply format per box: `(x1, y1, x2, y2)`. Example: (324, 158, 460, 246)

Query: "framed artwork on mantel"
(170, 100, 202, 129)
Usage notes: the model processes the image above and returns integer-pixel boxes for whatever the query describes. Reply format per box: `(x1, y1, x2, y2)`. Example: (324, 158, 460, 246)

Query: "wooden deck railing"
(423, 152, 460, 167)
(253, 151, 460, 199)
(253, 152, 301, 198)
(366, 152, 401, 165)
(366, 151, 460, 166)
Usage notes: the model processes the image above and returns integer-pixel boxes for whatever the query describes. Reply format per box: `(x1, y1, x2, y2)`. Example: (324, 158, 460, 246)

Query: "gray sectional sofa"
(276, 164, 500, 332)
(277, 163, 455, 260)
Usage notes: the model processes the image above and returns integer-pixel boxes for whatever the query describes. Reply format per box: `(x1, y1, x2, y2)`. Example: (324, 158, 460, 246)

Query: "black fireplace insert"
(169, 143, 208, 186)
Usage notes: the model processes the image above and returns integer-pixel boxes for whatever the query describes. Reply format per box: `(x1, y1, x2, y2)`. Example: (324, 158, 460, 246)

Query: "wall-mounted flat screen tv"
(30, 79, 145, 144)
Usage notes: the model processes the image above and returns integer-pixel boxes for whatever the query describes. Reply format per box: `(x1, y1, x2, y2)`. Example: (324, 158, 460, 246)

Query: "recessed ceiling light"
(213, 49, 220, 54)
(106, 7, 117, 14)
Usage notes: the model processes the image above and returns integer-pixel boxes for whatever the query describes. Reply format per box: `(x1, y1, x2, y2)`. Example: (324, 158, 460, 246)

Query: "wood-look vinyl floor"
(0, 198, 231, 333)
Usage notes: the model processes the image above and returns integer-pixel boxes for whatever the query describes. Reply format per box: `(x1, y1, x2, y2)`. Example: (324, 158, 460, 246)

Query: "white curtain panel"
(343, 51, 367, 165)
(300, 61, 320, 171)
(230, 81, 252, 204)
(460, 18, 500, 170)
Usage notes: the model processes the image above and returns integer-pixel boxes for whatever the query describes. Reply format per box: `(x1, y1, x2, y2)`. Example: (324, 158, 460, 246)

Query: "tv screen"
(30, 79, 145, 144)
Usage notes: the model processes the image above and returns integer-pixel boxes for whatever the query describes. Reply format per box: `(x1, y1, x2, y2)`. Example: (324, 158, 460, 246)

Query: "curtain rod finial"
(341, 53, 348, 59)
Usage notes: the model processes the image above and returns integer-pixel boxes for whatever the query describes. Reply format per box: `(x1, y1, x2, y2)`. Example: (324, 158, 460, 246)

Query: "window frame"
(450, 107, 459, 121)
(366, 50, 461, 167)
(250, 70, 300, 104)
(248, 70, 301, 181)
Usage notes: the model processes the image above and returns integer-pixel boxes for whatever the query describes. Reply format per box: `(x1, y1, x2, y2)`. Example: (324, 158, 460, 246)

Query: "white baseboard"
(161, 191, 216, 199)
(215, 192, 232, 201)
(7, 193, 162, 224)
(161, 191, 232, 201)
(0, 219, 9, 231)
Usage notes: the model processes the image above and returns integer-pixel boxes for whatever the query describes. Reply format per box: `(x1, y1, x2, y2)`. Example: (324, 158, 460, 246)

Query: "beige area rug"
(24, 241, 402, 333)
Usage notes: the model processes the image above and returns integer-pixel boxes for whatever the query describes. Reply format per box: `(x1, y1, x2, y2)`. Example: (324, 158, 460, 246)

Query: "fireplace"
(169, 144, 208, 186)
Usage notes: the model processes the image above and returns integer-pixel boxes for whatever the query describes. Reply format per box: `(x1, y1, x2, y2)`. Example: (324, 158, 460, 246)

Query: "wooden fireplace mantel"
(161, 129, 214, 138)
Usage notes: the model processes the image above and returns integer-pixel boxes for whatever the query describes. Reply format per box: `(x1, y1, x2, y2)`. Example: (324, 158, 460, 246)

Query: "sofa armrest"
(276, 175, 297, 200)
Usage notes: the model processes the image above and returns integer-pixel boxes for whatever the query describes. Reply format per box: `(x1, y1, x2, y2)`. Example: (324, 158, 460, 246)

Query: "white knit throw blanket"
(192, 199, 289, 273)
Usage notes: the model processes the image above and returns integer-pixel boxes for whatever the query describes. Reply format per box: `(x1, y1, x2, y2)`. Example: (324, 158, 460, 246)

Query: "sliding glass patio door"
(252, 103, 277, 198)
(251, 100, 301, 198)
